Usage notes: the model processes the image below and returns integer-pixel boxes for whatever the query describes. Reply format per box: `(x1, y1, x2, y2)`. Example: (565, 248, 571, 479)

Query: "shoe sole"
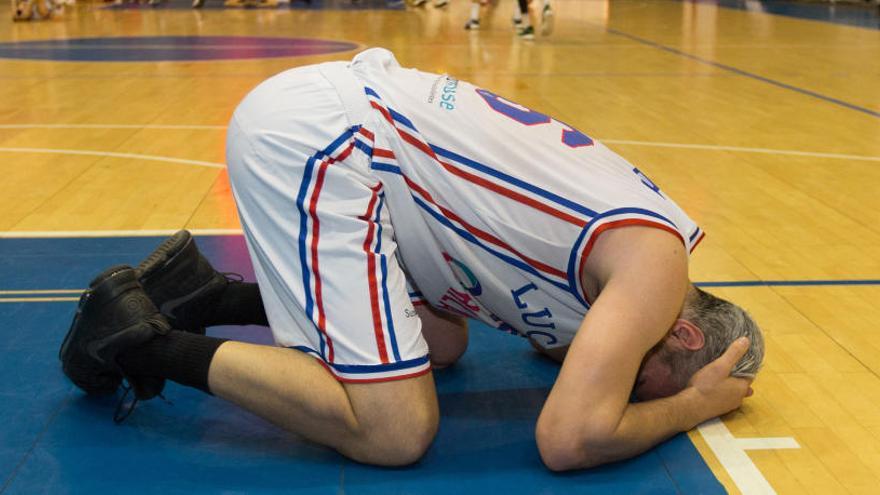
(137, 230, 191, 281)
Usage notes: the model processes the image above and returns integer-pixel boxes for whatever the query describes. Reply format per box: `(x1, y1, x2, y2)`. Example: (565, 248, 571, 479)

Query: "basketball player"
(60, 48, 763, 470)
(466, 0, 551, 39)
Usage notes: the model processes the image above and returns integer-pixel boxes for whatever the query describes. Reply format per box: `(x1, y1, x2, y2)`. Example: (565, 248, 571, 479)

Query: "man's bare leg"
(208, 341, 439, 466)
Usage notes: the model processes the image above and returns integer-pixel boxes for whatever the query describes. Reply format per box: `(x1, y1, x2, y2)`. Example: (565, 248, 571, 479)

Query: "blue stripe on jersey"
(294, 128, 357, 360)
(364, 86, 416, 130)
(388, 107, 417, 131)
(413, 196, 573, 294)
(292, 346, 429, 373)
(354, 139, 373, 156)
(429, 144, 599, 219)
(371, 158, 574, 296)
(380, 255, 401, 362)
(364, 87, 596, 221)
(373, 194, 402, 362)
(408, 290, 424, 299)
(295, 153, 324, 358)
(364, 86, 380, 99)
(689, 227, 702, 242)
(566, 207, 680, 308)
(371, 162, 402, 174)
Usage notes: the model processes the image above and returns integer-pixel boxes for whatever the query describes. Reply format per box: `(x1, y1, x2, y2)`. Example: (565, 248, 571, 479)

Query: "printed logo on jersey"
(437, 252, 561, 345)
(440, 77, 459, 111)
(426, 76, 459, 111)
(632, 167, 664, 197)
(442, 252, 481, 295)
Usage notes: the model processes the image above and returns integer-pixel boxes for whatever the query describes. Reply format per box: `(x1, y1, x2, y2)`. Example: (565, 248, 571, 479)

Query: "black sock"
(202, 282, 269, 328)
(118, 331, 227, 394)
(176, 281, 269, 330)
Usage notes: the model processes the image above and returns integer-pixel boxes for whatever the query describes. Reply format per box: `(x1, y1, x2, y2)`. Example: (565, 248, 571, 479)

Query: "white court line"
(0, 289, 83, 295)
(698, 418, 800, 495)
(0, 297, 79, 303)
(0, 124, 225, 130)
(0, 147, 225, 169)
(1, 125, 879, 162)
(735, 437, 801, 451)
(0, 229, 243, 238)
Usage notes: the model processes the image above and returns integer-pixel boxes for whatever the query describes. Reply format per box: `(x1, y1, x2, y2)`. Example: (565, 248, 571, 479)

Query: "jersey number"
(475, 89, 594, 148)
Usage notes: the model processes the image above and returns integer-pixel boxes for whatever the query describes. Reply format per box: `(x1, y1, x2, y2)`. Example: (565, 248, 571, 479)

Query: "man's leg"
(208, 341, 438, 465)
(115, 327, 438, 466)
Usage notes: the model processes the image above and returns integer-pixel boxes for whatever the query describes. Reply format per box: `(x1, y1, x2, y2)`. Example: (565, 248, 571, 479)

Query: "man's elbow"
(535, 418, 616, 471)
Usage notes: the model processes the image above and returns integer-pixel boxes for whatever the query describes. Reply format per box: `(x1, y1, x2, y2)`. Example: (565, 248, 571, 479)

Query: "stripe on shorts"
(292, 346, 431, 383)
(295, 127, 359, 363)
(362, 185, 388, 363)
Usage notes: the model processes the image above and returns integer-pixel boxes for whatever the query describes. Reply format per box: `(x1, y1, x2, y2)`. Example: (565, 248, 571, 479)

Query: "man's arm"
(535, 226, 751, 471)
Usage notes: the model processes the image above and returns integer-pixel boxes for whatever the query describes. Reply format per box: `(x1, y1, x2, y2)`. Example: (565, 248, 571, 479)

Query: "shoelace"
(113, 381, 172, 424)
(113, 382, 138, 423)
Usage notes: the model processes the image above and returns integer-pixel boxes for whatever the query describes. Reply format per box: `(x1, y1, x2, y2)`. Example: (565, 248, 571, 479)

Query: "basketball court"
(1, 0, 879, 493)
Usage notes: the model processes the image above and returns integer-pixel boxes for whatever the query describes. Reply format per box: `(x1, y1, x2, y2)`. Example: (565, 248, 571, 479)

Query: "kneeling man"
(60, 47, 763, 471)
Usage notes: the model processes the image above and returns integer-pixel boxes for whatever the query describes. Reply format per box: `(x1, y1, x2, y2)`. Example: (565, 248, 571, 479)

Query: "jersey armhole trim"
(567, 209, 692, 307)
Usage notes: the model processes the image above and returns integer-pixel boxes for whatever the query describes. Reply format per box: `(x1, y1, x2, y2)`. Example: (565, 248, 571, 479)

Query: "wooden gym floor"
(1, 0, 879, 493)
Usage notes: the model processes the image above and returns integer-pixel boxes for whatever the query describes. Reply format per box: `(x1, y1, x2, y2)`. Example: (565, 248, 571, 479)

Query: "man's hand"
(686, 337, 753, 420)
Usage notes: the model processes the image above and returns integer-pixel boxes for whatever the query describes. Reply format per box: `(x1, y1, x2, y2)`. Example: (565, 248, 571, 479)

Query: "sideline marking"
(0, 147, 225, 169)
(0, 297, 79, 303)
(735, 437, 800, 451)
(697, 279, 880, 287)
(0, 229, 242, 238)
(698, 418, 800, 495)
(0, 124, 225, 130)
(0, 290, 83, 295)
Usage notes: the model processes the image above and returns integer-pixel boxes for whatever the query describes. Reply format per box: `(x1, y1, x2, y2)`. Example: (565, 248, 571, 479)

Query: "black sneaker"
(136, 230, 228, 335)
(59, 266, 170, 399)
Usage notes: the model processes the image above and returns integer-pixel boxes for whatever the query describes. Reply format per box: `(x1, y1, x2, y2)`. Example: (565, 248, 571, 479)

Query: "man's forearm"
(569, 388, 705, 469)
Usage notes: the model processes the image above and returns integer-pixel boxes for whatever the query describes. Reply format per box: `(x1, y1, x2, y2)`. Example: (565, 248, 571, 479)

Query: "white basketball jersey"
(345, 48, 704, 349)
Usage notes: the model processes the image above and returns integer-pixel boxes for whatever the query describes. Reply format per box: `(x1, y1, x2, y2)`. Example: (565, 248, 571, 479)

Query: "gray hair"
(669, 287, 765, 387)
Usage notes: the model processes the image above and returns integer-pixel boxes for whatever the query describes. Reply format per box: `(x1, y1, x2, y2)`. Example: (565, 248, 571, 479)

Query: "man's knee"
(343, 373, 439, 466)
(362, 400, 438, 465)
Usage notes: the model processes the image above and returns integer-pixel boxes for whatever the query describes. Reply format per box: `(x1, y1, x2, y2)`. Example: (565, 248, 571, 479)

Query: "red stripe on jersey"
(361, 190, 389, 364)
(371, 101, 394, 126)
(575, 219, 686, 304)
(308, 157, 335, 363)
(401, 174, 567, 279)
(436, 158, 587, 227)
(374, 148, 395, 159)
(375, 103, 588, 228)
(358, 127, 375, 141)
(305, 140, 356, 364)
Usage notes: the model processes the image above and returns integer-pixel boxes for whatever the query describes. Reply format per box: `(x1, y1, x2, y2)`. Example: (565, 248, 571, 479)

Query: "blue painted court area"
(0, 37, 359, 62)
(0, 236, 723, 494)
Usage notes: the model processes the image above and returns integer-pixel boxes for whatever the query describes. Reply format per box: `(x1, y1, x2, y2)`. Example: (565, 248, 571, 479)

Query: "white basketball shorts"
(225, 62, 430, 383)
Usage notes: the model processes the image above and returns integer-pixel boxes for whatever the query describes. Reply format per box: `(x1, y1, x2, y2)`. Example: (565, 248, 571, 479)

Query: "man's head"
(633, 286, 764, 401)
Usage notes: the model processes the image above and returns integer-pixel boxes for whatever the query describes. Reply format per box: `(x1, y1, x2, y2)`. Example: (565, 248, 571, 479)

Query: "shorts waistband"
(318, 61, 372, 127)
